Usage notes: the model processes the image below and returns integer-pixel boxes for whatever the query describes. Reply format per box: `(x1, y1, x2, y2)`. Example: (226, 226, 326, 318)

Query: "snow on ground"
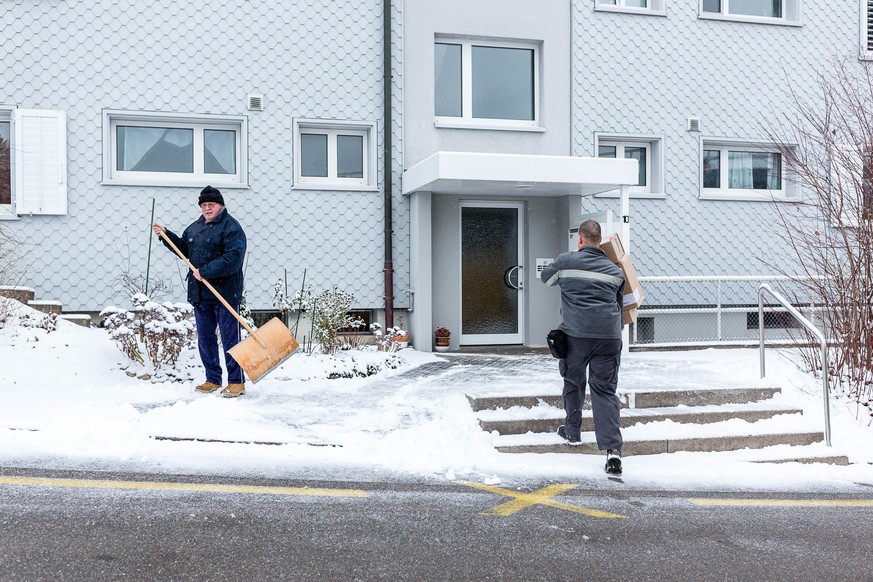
(1, 298, 872, 492)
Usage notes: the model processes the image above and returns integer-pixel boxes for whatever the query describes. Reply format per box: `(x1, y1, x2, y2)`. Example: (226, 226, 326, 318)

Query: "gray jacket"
(540, 246, 624, 339)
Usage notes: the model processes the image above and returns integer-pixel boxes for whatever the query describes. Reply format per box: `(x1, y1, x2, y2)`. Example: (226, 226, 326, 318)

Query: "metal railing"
(758, 284, 831, 447)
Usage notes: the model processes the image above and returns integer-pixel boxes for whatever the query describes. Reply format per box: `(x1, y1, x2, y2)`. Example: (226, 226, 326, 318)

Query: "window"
(596, 0, 667, 15)
(595, 135, 664, 198)
(293, 119, 377, 190)
(861, 1, 873, 60)
(701, 141, 794, 200)
(700, 0, 800, 24)
(434, 39, 539, 130)
(747, 311, 801, 329)
(103, 111, 246, 187)
(1, 108, 67, 217)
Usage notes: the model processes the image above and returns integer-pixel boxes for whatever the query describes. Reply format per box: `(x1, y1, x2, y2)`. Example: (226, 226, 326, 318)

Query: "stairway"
(470, 385, 848, 464)
(0, 285, 92, 327)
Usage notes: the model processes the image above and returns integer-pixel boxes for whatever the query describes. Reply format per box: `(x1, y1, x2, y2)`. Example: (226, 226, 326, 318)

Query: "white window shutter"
(12, 109, 67, 215)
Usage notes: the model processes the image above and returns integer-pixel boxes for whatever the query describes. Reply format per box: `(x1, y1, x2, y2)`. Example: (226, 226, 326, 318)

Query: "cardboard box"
(623, 307, 638, 326)
(618, 253, 645, 311)
(600, 233, 626, 264)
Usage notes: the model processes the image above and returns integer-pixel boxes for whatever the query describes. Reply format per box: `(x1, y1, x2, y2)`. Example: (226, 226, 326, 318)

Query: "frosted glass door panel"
(461, 206, 519, 336)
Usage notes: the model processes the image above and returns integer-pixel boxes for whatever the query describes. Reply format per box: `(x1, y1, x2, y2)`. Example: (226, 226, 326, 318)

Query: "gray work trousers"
(558, 335, 623, 450)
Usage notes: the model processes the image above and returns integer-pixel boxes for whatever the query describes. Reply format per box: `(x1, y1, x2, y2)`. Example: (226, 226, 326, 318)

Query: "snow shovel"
(157, 230, 298, 383)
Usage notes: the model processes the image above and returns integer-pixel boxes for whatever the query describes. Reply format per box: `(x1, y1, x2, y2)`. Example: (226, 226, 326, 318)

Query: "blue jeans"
(558, 336, 623, 451)
(193, 302, 244, 385)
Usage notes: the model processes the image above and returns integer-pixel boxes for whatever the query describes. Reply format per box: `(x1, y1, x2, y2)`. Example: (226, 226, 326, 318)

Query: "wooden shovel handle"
(157, 229, 258, 339)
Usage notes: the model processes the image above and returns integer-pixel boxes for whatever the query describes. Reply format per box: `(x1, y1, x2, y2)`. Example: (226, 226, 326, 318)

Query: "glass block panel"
(301, 133, 328, 177)
(337, 134, 364, 178)
(204, 129, 236, 175)
(116, 126, 193, 173)
(471, 46, 534, 120)
(434, 43, 462, 117)
(461, 207, 519, 335)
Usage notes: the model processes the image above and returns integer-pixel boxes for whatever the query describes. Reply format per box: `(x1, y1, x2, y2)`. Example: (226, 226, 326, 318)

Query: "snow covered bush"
(370, 323, 406, 352)
(100, 293, 195, 369)
(20, 311, 57, 333)
(309, 287, 361, 355)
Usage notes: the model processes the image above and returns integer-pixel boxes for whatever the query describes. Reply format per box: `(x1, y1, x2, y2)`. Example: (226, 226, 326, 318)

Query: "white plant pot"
(434, 345, 450, 353)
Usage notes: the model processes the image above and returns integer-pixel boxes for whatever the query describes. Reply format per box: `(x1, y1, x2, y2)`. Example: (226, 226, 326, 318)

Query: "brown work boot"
(195, 381, 221, 394)
(220, 383, 246, 398)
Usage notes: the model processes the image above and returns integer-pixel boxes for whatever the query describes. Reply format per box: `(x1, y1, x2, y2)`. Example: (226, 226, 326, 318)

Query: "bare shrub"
(771, 59, 873, 418)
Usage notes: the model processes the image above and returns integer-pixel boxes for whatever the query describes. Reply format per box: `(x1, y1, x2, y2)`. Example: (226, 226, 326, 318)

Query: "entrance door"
(460, 202, 524, 345)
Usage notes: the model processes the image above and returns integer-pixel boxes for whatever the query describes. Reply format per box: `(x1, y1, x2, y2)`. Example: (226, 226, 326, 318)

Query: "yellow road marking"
(455, 481, 626, 519)
(0, 475, 367, 498)
(690, 498, 873, 508)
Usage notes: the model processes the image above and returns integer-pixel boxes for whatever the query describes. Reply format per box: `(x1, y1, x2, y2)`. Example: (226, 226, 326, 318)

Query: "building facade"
(2, 1, 870, 349)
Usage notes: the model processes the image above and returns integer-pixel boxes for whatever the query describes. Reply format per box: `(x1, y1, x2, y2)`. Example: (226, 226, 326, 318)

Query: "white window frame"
(102, 110, 247, 188)
(861, 1, 873, 60)
(595, 0, 667, 17)
(699, 0, 801, 26)
(594, 134, 665, 199)
(700, 139, 796, 201)
(434, 38, 542, 132)
(0, 107, 68, 218)
(292, 118, 378, 191)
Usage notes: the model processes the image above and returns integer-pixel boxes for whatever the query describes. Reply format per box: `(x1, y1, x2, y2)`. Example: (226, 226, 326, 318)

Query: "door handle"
(503, 265, 523, 290)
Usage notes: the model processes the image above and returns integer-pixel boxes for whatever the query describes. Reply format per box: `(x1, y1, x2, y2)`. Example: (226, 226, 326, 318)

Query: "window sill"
(292, 184, 380, 192)
(434, 119, 545, 133)
(698, 13, 802, 27)
(595, 190, 666, 199)
(700, 189, 787, 202)
(0, 208, 19, 221)
(102, 179, 250, 189)
(594, 6, 667, 17)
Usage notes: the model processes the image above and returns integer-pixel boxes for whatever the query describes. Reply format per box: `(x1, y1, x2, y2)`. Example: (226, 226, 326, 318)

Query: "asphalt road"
(0, 467, 871, 581)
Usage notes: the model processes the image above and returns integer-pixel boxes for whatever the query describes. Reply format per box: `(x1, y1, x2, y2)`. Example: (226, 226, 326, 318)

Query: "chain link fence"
(629, 276, 825, 348)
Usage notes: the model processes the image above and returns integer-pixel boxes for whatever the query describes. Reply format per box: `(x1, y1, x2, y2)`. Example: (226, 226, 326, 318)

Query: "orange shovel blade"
(228, 317, 299, 383)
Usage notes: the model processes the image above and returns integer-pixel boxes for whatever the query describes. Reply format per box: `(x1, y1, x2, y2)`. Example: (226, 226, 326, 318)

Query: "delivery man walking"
(540, 219, 625, 475)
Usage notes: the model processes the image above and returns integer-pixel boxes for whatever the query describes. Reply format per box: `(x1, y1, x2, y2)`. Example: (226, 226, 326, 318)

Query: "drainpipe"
(382, 0, 394, 328)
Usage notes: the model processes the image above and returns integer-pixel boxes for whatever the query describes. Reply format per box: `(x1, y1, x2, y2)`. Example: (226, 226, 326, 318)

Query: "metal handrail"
(758, 284, 831, 446)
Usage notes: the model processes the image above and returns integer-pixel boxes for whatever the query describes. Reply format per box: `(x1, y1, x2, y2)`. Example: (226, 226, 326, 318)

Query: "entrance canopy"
(402, 151, 639, 198)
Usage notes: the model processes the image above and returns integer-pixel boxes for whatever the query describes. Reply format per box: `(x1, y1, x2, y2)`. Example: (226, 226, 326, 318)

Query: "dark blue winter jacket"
(162, 208, 246, 306)
(540, 246, 624, 339)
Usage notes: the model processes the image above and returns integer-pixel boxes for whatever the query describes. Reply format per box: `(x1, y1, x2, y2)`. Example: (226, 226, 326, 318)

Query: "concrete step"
(27, 300, 62, 315)
(478, 402, 804, 435)
(494, 430, 824, 456)
(59, 314, 92, 327)
(468, 387, 781, 412)
(0, 286, 35, 303)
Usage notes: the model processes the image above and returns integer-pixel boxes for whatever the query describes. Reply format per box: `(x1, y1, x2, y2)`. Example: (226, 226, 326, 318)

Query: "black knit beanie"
(198, 185, 224, 206)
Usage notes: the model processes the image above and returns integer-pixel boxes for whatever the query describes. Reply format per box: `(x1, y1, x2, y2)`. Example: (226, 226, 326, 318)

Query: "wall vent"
(247, 94, 264, 111)
(687, 117, 700, 132)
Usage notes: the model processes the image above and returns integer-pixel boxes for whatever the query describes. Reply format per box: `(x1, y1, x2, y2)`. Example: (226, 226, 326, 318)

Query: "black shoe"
(605, 449, 622, 475)
(557, 425, 581, 445)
